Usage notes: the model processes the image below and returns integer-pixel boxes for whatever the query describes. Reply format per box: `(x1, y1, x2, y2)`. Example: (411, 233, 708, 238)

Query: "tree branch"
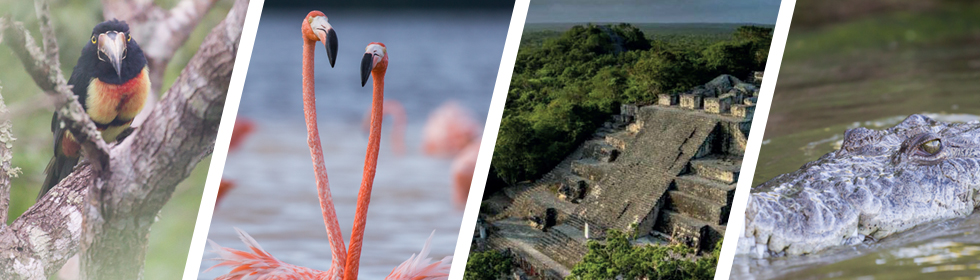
(0, 0, 247, 278)
(34, 0, 59, 71)
(0, 164, 90, 278)
(0, 86, 13, 227)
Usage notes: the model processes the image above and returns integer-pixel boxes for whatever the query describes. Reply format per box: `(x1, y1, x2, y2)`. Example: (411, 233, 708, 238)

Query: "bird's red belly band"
(88, 68, 150, 125)
(60, 132, 80, 157)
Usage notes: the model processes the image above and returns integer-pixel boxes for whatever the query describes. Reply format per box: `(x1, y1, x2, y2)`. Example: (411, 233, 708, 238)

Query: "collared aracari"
(38, 19, 149, 199)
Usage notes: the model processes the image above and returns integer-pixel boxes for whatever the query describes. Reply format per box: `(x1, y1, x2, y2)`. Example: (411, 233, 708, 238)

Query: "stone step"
(533, 230, 584, 268)
(690, 156, 741, 183)
(563, 215, 587, 231)
(583, 140, 620, 163)
(653, 210, 725, 252)
(605, 131, 632, 150)
(654, 210, 707, 246)
(667, 190, 729, 225)
(570, 159, 606, 181)
(673, 175, 736, 206)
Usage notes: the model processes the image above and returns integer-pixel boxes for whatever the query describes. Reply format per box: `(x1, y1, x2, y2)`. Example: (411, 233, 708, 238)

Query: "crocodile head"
(740, 114, 980, 257)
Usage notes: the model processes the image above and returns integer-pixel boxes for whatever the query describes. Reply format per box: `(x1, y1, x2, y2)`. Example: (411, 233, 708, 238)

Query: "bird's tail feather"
(386, 230, 452, 280)
(207, 228, 324, 280)
(38, 155, 79, 200)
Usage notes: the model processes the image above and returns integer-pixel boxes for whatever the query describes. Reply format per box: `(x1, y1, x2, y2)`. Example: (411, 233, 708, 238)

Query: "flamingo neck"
(344, 69, 385, 280)
(303, 38, 347, 279)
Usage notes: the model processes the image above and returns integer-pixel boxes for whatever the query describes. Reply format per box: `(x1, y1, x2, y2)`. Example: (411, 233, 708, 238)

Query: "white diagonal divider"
(448, 0, 531, 279)
(714, 0, 797, 279)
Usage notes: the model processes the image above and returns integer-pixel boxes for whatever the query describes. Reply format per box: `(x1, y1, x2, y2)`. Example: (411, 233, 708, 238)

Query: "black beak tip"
(360, 52, 373, 87)
(326, 29, 338, 68)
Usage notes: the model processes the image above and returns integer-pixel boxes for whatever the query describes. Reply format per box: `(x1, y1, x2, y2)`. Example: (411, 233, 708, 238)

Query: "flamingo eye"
(127, 34, 131, 41)
(92, 36, 97, 44)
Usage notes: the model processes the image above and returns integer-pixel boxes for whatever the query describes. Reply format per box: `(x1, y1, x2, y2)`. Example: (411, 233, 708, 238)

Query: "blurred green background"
(0, 0, 232, 278)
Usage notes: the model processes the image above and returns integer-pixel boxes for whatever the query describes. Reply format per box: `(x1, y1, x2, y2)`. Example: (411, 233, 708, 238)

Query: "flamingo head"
(361, 42, 388, 87)
(303, 10, 338, 67)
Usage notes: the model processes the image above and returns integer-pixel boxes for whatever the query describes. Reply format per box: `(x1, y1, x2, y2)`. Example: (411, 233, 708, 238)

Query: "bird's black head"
(80, 19, 147, 84)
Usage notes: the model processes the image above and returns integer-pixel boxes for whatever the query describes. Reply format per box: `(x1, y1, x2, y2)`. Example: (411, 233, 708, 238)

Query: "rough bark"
(0, 0, 247, 278)
(0, 87, 14, 227)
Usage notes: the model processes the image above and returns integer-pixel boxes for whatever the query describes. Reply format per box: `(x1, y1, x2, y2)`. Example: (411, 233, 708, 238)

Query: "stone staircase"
(654, 155, 739, 251)
(532, 225, 590, 268)
(475, 74, 760, 277)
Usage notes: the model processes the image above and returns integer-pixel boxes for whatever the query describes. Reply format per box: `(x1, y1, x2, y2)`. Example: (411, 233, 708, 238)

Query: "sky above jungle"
(527, 0, 781, 24)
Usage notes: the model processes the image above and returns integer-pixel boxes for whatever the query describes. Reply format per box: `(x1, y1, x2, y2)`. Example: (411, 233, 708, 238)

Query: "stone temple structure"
(475, 74, 760, 279)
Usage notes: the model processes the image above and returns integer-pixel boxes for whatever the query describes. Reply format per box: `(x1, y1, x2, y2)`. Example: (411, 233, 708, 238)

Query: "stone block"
(658, 94, 678, 106)
(680, 94, 702, 109)
(731, 104, 756, 118)
(620, 104, 639, 117)
(704, 95, 732, 114)
(557, 179, 587, 203)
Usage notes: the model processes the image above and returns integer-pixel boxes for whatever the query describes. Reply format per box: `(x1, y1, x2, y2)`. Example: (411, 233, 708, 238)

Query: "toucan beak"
(311, 17, 337, 68)
(361, 53, 373, 87)
(98, 31, 127, 79)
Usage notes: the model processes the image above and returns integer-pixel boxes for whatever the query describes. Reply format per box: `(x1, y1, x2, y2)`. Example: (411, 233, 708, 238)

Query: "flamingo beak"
(98, 31, 127, 80)
(311, 17, 337, 68)
(361, 53, 373, 87)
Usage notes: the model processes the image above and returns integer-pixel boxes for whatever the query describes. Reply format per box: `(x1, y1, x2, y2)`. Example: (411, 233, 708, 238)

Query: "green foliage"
(492, 23, 773, 184)
(567, 230, 721, 280)
(464, 250, 514, 280)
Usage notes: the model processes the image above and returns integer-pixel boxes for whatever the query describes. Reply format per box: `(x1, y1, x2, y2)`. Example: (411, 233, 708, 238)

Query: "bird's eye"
(92, 36, 97, 44)
(918, 139, 942, 155)
(126, 34, 131, 41)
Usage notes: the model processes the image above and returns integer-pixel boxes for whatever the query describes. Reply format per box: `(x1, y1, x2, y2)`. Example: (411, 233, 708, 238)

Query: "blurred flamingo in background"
(207, 12, 450, 279)
(216, 118, 256, 208)
(421, 101, 480, 158)
(422, 101, 483, 208)
(450, 142, 479, 208)
(362, 99, 407, 155)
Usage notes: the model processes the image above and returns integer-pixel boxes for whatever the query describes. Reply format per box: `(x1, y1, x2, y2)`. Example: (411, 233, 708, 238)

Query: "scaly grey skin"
(738, 114, 980, 257)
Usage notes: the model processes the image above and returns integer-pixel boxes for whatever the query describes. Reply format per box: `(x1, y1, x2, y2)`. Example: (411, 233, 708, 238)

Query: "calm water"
(199, 9, 508, 279)
(733, 114, 980, 280)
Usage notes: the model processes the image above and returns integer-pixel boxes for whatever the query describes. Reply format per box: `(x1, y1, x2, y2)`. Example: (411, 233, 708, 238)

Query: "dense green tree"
(464, 250, 514, 280)
(568, 230, 721, 280)
(625, 50, 702, 103)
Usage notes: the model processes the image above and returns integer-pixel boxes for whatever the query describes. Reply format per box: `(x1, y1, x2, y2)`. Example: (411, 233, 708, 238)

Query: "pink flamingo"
(421, 101, 480, 158)
(361, 99, 407, 155)
(449, 141, 479, 208)
(207, 12, 450, 280)
(421, 101, 482, 208)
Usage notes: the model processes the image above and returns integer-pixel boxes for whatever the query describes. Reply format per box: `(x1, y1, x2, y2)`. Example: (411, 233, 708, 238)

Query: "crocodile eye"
(918, 139, 941, 155)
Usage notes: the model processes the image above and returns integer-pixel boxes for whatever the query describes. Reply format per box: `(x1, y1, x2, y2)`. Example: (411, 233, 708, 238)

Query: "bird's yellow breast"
(86, 67, 150, 141)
